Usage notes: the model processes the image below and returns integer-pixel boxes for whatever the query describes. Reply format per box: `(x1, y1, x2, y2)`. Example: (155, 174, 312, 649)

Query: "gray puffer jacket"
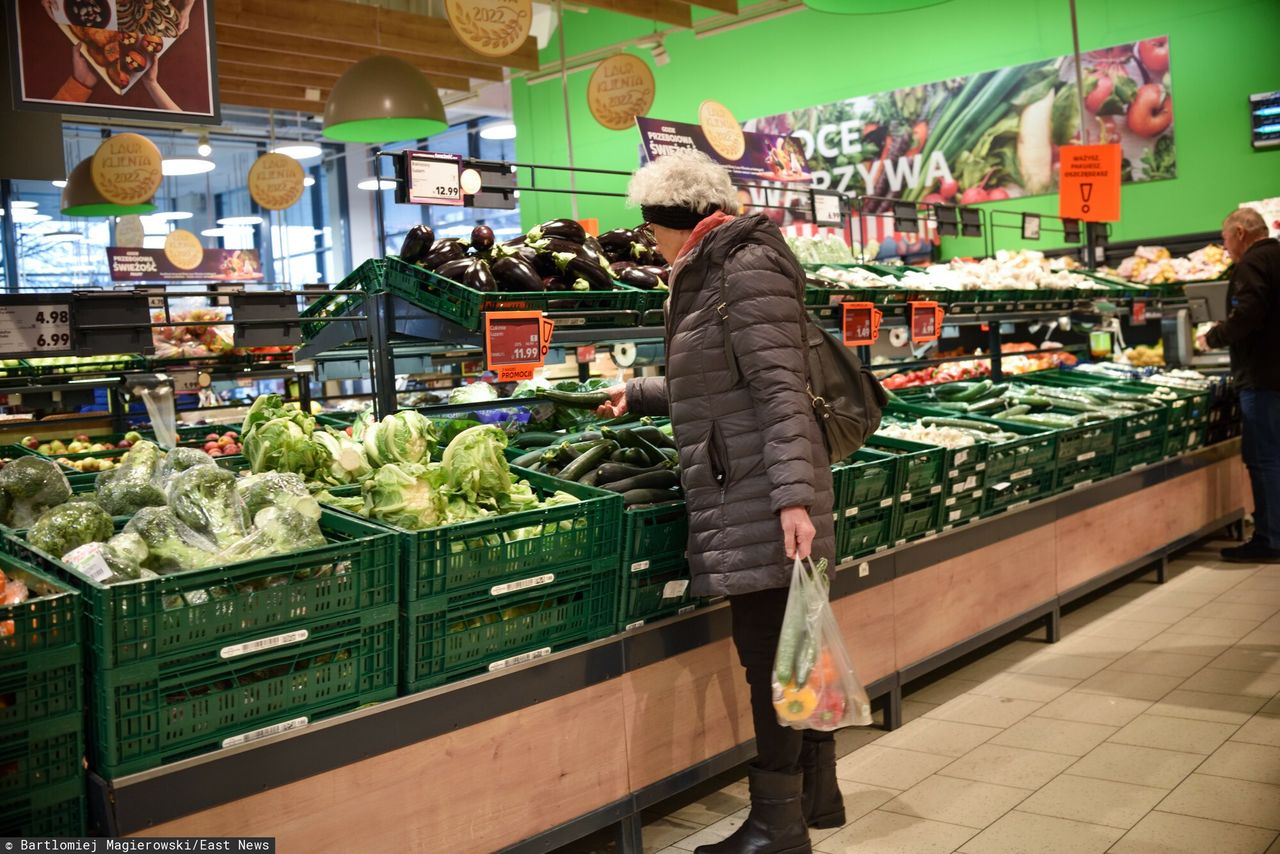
(625, 214, 834, 597)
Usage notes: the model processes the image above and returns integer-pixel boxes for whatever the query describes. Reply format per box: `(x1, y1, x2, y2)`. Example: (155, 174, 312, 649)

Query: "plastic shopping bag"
(772, 557, 873, 730)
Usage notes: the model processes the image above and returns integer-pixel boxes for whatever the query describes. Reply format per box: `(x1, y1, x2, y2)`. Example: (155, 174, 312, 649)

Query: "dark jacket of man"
(1206, 237, 1280, 390)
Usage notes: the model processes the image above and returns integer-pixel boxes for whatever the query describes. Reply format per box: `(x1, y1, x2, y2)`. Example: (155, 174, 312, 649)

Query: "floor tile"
(1080, 620, 1168, 642)
(1008, 653, 1112, 680)
(1065, 742, 1203, 788)
(924, 694, 1043, 729)
(936, 743, 1075, 790)
(1157, 774, 1280, 830)
(1108, 649, 1213, 678)
(1216, 587, 1280, 607)
(814, 781, 902, 841)
(1136, 632, 1235, 658)
(643, 816, 703, 853)
(902, 700, 936, 724)
(905, 677, 983, 705)
(1139, 590, 1220, 610)
(835, 744, 951, 791)
(1213, 646, 1280, 675)
(1198, 741, 1280, 785)
(815, 809, 976, 854)
(1166, 616, 1262, 640)
(1109, 811, 1277, 854)
(671, 811, 745, 851)
(667, 785, 750, 827)
(1049, 632, 1145, 659)
(1017, 774, 1167, 829)
(1114, 603, 1199, 624)
(1195, 601, 1280, 622)
(954, 656, 1028, 683)
(1269, 834, 1280, 854)
(1233, 713, 1280, 747)
(989, 716, 1117, 756)
(967, 672, 1079, 703)
(880, 775, 1029, 830)
(1032, 690, 1152, 727)
(1074, 669, 1184, 701)
(874, 718, 1003, 759)
(1240, 629, 1280, 649)
(1264, 694, 1280, 715)
(1147, 689, 1266, 725)
(1108, 713, 1238, 755)
(1180, 667, 1280, 698)
(956, 810, 1124, 854)
(835, 725, 885, 758)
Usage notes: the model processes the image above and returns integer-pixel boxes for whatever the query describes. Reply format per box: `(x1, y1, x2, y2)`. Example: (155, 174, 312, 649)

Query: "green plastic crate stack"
(866, 433, 945, 547)
(2, 510, 399, 778)
(618, 500, 695, 631)
(0, 555, 85, 837)
(1023, 374, 1168, 476)
(832, 448, 899, 564)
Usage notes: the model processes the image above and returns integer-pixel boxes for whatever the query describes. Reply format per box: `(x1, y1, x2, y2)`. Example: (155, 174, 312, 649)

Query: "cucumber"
(921, 416, 1001, 433)
(965, 397, 1006, 414)
(540, 388, 611, 408)
(774, 586, 806, 685)
(1000, 405, 1032, 417)
(952, 379, 993, 402)
(601, 469, 681, 493)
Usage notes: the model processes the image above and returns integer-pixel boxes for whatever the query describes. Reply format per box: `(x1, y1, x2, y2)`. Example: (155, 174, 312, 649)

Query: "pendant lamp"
(803, 0, 953, 12)
(60, 157, 156, 217)
(323, 56, 449, 144)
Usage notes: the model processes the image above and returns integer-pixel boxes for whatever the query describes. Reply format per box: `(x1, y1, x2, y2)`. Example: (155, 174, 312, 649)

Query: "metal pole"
(372, 147, 388, 258)
(1068, 0, 1089, 145)
(0, 180, 20, 292)
(557, 1, 580, 220)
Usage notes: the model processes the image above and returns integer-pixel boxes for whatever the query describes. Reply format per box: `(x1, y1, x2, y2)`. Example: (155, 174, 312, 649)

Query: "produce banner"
(8, 0, 219, 122)
(744, 36, 1175, 212)
(108, 248, 262, 282)
(637, 115, 813, 186)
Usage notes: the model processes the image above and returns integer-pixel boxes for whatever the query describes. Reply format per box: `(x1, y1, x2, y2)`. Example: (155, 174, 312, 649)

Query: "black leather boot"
(799, 736, 846, 829)
(694, 766, 811, 854)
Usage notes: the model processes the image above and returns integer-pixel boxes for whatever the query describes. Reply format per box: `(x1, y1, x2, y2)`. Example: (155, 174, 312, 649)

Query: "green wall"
(512, 0, 1280, 254)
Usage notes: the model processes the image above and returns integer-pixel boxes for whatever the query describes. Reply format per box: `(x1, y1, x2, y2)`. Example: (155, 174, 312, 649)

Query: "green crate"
(301, 283, 376, 342)
(1052, 418, 1117, 463)
(881, 400, 990, 471)
(836, 506, 893, 564)
(941, 489, 984, 529)
(618, 555, 697, 631)
(382, 257, 642, 332)
(0, 712, 83, 794)
(403, 566, 614, 692)
(983, 468, 1055, 515)
(892, 494, 942, 545)
(0, 777, 85, 838)
(1055, 454, 1116, 491)
(1022, 376, 1168, 448)
(316, 413, 358, 429)
(0, 644, 80, 732)
(324, 467, 621, 605)
(1, 555, 79, 657)
(1115, 438, 1165, 473)
(833, 449, 898, 515)
(622, 501, 687, 574)
(3, 510, 397, 669)
(866, 435, 945, 497)
(91, 604, 397, 778)
(946, 464, 985, 499)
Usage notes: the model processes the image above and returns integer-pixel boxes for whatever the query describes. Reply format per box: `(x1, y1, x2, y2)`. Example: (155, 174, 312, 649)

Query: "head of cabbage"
(440, 425, 511, 504)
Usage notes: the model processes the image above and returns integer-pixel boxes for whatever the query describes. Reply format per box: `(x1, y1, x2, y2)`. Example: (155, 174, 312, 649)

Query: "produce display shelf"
(0, 776, 85, 838)
(1055, 454, 1117, 491)
(1022, 375, 1169, 447)
(1056, 371, 1211, 432)
(0, 643, 81, 731)
(617, 554, 697, 632)
(0, 712, 83, 794)
(2, 510, 397, 669)
(92, 604, 398, 778)
(0, 554, 80, 656)
(983, 468, 1056, 516)
(621, 501, 687, 575)
(324, 467, 621, 605)
(1115, 438, 1167, 474)
(836, 504, 893, 564)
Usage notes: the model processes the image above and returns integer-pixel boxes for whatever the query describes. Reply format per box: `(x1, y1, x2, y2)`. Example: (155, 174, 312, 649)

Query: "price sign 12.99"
(406, 151, 463, 206)
(0, 303, 75, 356)
(485, 310, 551, 381)
(908, 301, 945, 343)
(841, 301, 882, 346)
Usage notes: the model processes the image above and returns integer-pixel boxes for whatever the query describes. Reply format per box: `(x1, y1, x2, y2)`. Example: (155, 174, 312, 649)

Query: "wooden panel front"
(832, 583, 896, 685)
(894, 525, 1058, 669)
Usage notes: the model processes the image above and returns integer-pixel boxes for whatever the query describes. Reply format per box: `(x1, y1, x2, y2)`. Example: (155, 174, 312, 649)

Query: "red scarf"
(676, 211, 735, 259)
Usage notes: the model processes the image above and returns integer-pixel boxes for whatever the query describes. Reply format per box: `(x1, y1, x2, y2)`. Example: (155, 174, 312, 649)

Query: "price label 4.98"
(0, 303, 75, 356)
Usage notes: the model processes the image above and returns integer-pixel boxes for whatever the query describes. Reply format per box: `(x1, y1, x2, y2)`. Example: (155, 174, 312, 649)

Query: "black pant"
(729, 587, 833, 775)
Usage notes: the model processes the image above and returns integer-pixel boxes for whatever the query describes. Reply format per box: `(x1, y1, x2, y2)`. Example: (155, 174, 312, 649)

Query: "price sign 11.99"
(0, 302, 75, 356)
(909, 301, 945, 343)
(485, 310, 551, 381)
(841, 301, 882, 346)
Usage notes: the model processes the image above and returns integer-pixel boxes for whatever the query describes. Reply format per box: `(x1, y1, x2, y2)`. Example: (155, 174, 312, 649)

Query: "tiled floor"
(629, 541, 1280, 853)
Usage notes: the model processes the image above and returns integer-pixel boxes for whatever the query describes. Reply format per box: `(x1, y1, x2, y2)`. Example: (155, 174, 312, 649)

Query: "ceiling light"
(479, 122, 517, 141)
(197, 132, 212, 157)
(10, 201, 38, 209)
(650, 41, 670, 66)
(201, 227, 232, 237)
(51, 179, 68, 189)
(303, 176, 316, 187)
(272, 143, 323, 160)
(13, 213, 52, 224)
(161, 157, 216, 176)
(357, 178, 396, 191)
(323, 56, 448, 144)
(217, 216, 263, 226)
(148, 211, 193, 221)
(61, 157, 156, 217)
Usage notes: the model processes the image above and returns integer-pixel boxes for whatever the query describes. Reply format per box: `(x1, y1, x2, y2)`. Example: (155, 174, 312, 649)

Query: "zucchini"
(630, 425, 677, 449)
(594, 461, 668, 484)
(621, 487, 681, 506)
(601, 469, 681, 493)
(610, 447, 649, 466)
(511, 449, 545, 467)
(557, 442, 613, 482)
(607, 427, 666, 466)
(512, 431, 564, 450)
(540, 388, 610, 408)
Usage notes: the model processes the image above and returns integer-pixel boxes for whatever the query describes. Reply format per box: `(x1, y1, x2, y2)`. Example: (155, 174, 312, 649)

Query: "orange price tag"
(909, 301, 944, 343)
(1132, 300, 1147, 325)
(1058, 144, 1122, 222)
(485, 310, 549, 382)
(841, 301, 882, 346)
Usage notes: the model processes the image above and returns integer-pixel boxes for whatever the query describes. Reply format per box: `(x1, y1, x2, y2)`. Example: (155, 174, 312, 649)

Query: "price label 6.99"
(909, 300, 945, 343)
(0, 303, 75, 356)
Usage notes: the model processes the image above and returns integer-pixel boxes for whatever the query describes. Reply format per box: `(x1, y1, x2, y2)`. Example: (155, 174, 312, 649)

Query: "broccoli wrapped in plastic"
(238, 472, 321, 521)
(153, 447, 215, 484)
(123, 506, 216, 573)
(166, 465, 249, 547)
(216, 506, 326, 564)
(0, 457, 72, 528)
(96, 440, 165, 516)
(104, 532, 149, 580)
(27, 501, 114, 558)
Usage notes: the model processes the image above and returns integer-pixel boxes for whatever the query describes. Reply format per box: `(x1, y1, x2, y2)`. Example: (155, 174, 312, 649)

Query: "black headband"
(641, 204, 718, 230)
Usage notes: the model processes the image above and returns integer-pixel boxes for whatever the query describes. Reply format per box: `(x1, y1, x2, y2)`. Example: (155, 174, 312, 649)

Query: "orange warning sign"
(1058, 144, 1122, 222)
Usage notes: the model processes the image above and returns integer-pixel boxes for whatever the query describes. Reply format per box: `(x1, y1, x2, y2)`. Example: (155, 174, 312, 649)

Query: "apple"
(89, 443, 105, 452)
(123, 431, 143, 443)
(217, 436, 233, 447)
(207, 447, 223, 457)
(1137, 37, 1169, 75)
(205, 433, 220, 442)
(117, 440, 133, 450)
(37, 444, 52, 456)
(204, 441, 220, 452)
(20, 436, 38, 449)
(223, 431, 238, 440)
(1084, 74, 1113, 113)
(73, 434, 90, 444)
(1127, 84, 1172, 137)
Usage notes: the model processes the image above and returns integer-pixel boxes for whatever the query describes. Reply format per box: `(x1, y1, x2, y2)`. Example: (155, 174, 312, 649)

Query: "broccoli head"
(96, 440, 165, 516)
(103, 532, 149, 580)
(0, 457, 72, 528)
(166, 465, 249, 546)
(123, 506, 215, 573)
(217, 506, 325, 564)
(154, 447, 215, 483)
(238, 472, 321, 521)
(27, 501, 114, 558)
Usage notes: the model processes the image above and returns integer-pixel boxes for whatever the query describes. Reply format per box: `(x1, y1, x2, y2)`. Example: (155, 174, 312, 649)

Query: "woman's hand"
(780, 506, 815, 560)
(596, 384, 628, 418)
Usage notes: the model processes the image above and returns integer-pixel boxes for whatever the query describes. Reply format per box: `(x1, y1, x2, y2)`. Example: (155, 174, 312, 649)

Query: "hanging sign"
(405, 151, 463, 206)
(445, 0, 531, 58)
(1058, 144, 1122, 222)
(698, 100, 746, 162)
(909, 301, 945, 343)
(108, 247, 262, 281)
(163, 229, 204, 271)
(587, 53, 655, 131)
(841, 302, 882, 347)
(485, 310, 553, 381)
(0, 301, 74, 356)
(92, 133, 162, 206)
(248, 153, 305, 211)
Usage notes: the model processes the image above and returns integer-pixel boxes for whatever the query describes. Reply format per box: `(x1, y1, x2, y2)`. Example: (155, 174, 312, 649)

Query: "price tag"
(841, 301, 882, 346)
(813, 193, 842, 226)
(1132, 301, 1147, 325)
(0, 303, 74, 356)
(1021, 213, 1041, 240)
(908, 301, 944, 343)
(405, 151, 463, 206)
(485, 310, 550, 382)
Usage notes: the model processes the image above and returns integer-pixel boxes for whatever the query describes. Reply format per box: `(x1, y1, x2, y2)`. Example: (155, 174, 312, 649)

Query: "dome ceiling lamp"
(60, 157, 156, 218)
(322, 56, 449, 144)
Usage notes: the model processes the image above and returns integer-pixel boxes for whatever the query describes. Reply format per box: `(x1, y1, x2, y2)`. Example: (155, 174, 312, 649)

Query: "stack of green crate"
(882, 401, 991, 529)
(1024, 374, 1169, 476)
(617, 500, 694, 631)
(0, 555, 85, 837)
(832, 448, 899, 564)
(867, 435, 945, 547)
(2, 511, 399, 778)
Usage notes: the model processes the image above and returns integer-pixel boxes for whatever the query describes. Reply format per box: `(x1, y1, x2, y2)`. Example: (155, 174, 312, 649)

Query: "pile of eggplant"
(597, 225, 671, 292)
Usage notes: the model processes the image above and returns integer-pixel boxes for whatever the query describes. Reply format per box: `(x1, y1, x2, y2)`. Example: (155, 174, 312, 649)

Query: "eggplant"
(492, 256, 544, 292)
(471, 225, 495, 252)
(512, 244, 539, 267)
(639, 265, 669, 284)
(463, 258, 498, 292)
(534, 236, 594, 258)
(598, 228, 635, 260)
(619, 266, 662, 290)
(434, 258, 474, 283)
(610, 260, 638, 275)
(398, 225, 435, 265)
(582, 235, 607, 263)
(421, 238, 468, 270)
(562, 255, 614, 291)
(543, 276, 569, 290)
(527, 218, 587, 244)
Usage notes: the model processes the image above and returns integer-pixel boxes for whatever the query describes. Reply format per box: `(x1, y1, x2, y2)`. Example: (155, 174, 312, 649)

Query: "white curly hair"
(627, 149, 741, 215)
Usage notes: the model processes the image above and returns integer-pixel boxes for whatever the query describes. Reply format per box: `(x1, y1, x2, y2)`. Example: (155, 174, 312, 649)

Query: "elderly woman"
(599, 150, 839, 854)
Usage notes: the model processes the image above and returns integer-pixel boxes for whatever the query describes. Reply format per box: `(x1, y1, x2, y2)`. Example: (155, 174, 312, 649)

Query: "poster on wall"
(745, 36, 1175, 213)
(1241, 198, 1280, 239)
(108, 247, 262, 282)
(7, 0, 219, 123)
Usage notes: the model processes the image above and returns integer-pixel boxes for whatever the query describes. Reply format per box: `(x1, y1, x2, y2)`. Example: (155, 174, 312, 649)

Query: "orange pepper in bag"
(774, 681, 819, 722)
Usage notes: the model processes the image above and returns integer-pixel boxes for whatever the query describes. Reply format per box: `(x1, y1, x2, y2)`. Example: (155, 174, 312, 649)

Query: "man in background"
(1198, 208, 1280, 562)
